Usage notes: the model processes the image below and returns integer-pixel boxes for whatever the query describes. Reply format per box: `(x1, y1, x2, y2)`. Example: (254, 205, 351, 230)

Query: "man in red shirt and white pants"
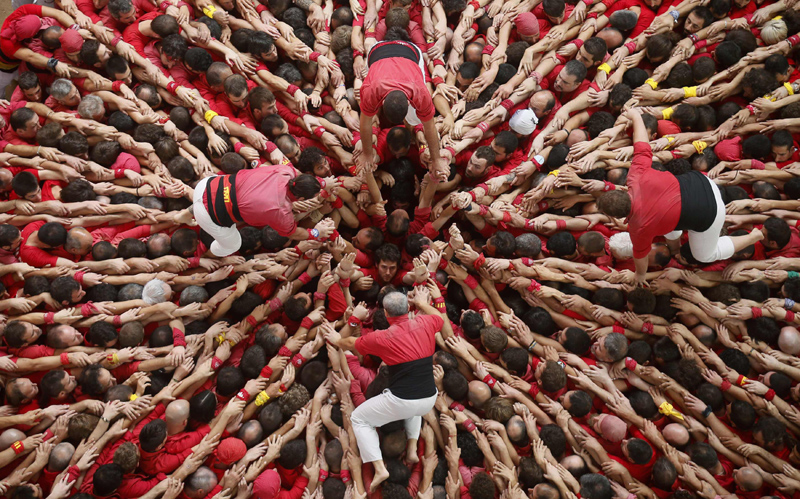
(325, 290, 443, 493)
(357, 39, 449, 181)
(596, 109, 766, 285)
(192, 165, 333, 256)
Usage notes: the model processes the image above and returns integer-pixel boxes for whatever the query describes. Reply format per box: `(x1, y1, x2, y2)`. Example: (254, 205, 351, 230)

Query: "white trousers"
(192, 177, 242, 257)
(351, 389, 437, 463)
(664, 174, 734, 263)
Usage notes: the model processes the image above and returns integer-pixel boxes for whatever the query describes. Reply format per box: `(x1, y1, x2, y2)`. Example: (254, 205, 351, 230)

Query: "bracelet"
(313, 291, 326, 302)
(202, 5, 216, 17)
(211, 356, 223, 370)
(291, 353, 307, 367)
(785, 82, 795, 95)
(482, 374, 497, 388)
(307, 228, 320, 241)
(309, 51, 321, 62)
(669, 9, 679, 21)
(528, 383, 540, 397)
(612, 322, 624, 334)
(527, 280, 542, 292)
(751, 307, 763, 319)
(790, 35, 800, 46)
(246, 316, 258, 328)
(683, 86, 697, 98)
(300, 317, 314, 330)
(527, 340, 537, 353)
(463, 419, 477, 432)
(60, 353, 70, 366)
(548, 169, 560, 177)
(473, 254, 486, 270)
(625, 357, 638, 371)
(278, 346, 293, 357)
(720, 379, 732, 391)
(641, 322, 654, 335)
(11, 441, 23, 454)
(645, 78, 658, 90)
(113, 315, 122, 327)
(44, 312, 55, 325)
(255, 390, 270, 406)
(765, 388, 776, 401)
(287, 84, 300, 95)
(204, 110, 219, 124)
(736, 375, 748, 386)
(129, 394, 138, 401)
(701, 405, 713, 418)
(555, 220, 567, 230)
(319, 469, 329, 482)
(658, 402, 684, 420)
(449, 401, 465, 411)
(260, 366, 273, 379)
(464, 275, 479, 290)
(662, 107, 674, 120)
(236, 388, 250, 401)
(788, 271, 799, 279)
(746, 104, 756, 115)
(786, 310, 796, 322)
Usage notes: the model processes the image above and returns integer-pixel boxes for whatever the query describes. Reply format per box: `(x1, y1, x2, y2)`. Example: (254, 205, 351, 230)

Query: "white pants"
(664, 175, 734, 263)
(351, 389, 437, 463)
(192, 177, 242, 257)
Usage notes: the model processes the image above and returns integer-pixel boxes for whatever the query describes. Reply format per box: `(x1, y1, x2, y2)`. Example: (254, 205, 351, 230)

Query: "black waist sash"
(205, 173, 242, 227)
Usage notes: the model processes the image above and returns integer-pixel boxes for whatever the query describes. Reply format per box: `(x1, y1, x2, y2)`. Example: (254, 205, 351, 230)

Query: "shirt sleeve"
(277, 476, 309, 499)
(354, 332, 381, 357)
(19, 244, 58, 268)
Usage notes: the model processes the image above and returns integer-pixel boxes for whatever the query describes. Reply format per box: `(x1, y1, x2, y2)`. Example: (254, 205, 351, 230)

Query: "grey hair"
(50, 79, 74, 100)
(142, 279, 168, 305)
(180, 285, 208, 306)
(77, 94, 104, 120)
(382, 292, 408, 317)
(609, 232, 633, 259)
(118, 283, 144, 301)
(138, 196, 163, 210)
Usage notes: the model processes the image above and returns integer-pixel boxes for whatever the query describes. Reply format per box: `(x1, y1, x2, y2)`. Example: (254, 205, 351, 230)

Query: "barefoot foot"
(370, 466, 390, 493)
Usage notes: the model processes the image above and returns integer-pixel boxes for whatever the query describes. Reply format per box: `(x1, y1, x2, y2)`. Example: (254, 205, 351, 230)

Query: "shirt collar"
(386, 314, 409, 325)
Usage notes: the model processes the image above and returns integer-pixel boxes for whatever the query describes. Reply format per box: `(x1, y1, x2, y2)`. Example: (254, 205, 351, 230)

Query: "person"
(325, 290, 443, 492)
(358, 39, 449, 181)
(596, 109, 766, 285)
(192, 165, 334, 256)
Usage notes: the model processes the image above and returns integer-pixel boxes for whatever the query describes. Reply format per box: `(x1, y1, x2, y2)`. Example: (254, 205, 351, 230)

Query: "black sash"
(205, 172, 242, 227)
(368, 40, 420, 67)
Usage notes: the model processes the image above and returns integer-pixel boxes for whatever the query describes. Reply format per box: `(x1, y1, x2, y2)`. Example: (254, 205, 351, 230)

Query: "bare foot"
(370, 466, 390, 493)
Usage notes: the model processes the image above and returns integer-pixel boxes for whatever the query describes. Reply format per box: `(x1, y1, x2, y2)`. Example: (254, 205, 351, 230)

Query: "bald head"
(506, 415, 527, 445)
(49, 442, 75, 472)
(692, 325, 716, 347)
(532, 483, 559, 499)
(560, 455, 586, 476)
(237, 420, 264, 448)
(734, 467, 763, 491)
(779, 326, 800, 355)
(66, 227, 93, 256)
(0, 169, 12, 191)
(0, 429, 26, 449)
(165, 399, 190, 434)
(662, 423, 690, 447)
(468, 380, 492, 409)
(186, 466, 218, 498)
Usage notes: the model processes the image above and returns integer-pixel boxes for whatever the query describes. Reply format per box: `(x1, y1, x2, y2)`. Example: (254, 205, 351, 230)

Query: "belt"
(368, 40, 420, 67)
(206, 172, 242, 227)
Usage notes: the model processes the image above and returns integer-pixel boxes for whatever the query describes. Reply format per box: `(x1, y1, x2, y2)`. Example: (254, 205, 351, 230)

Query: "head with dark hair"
(693, 56, 716, 83)
(579, 474, 613, 499)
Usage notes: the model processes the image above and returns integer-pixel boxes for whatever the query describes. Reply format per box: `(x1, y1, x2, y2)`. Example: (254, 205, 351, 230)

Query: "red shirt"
(202, 166, 298, 236)
(355, 314, 441, 365)
(627, 142, 681, 259)
(361, 42, 434, 121)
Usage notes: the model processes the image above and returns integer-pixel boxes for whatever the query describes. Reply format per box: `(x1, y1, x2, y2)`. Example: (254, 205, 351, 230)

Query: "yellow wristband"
(112, 353, 119, 365)
(255, 391, 270, 406)
(662, 107, 674, 120)
(683, 86, 697, 98)
(217, 334, 226, 344)
(548, 169, 560, 177)
(645, 78, 658, 90)
(692, 140, 707, 154)
(785, 82, 795, 95)
(202, 5, 216, 17)
(204, 110, 219, 124)
(764, 94, 778, 102)
(665, 136, 675, 143)
(774, 15, 783, 20)
(658, 402, 684, 420)
(739, 375, 749, 386)
(129, 394, 138, 401)
(597, 63, 611, 74)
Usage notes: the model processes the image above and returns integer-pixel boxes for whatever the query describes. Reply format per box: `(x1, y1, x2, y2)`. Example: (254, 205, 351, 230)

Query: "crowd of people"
(2, 0, 800, 497)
